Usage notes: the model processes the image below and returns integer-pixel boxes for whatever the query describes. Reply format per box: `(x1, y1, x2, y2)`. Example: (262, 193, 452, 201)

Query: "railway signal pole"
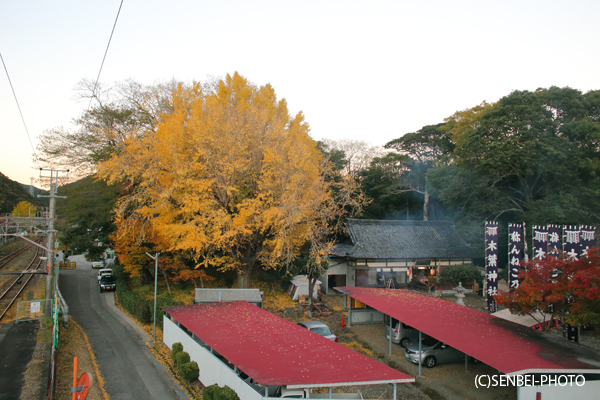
(38, 169, 68, 314)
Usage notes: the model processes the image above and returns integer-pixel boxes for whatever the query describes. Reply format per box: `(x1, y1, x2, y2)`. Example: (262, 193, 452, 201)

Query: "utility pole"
(38, 169, 68, 314)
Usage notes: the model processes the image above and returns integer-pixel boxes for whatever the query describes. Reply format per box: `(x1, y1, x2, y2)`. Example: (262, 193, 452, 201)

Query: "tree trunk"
(307, 276, 316, 309)
(423, 188, 429, 221)
(238, 265, 252, 288)
(161, 268, 171, 294)
(140, 266, 154, 285)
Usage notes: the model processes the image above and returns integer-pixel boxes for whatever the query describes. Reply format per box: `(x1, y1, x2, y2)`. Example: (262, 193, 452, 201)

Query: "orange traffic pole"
(72, 356, 78, 400)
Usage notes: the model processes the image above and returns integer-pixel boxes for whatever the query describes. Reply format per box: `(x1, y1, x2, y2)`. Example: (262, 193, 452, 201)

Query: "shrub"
(175, 351, 191, 369)
(170, 342, 183, 362)
(438, 264, 483, 285)
(203, 384, 240, 400)
(179, 361, 199, 381)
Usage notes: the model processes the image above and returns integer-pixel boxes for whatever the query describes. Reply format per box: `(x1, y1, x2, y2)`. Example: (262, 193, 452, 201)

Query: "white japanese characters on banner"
(485, 221, 499, 312)
(563, 225, 581, 260)
(579, 226, 596, 258)
(547, 225, 562, 257)
(508, 224, 522, 290)
(532, 225, 548, 261)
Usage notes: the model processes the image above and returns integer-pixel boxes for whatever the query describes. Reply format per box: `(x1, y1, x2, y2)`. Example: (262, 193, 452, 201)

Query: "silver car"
(404, 336, 479, 368)
(297, 321, 337, 342)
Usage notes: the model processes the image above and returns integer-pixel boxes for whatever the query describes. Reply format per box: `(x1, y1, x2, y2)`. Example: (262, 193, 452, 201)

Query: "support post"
(146, 251, 159, 344)
(389, 316, 392, 355)
(418, 330, 422, 377)
(153, 253, 159, 343)
(38, 169, 68, 316)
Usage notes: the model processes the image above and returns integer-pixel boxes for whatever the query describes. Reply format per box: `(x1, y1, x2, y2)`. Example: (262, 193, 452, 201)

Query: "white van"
(385, 318, 421, 348)
(97, 268, 113, 281)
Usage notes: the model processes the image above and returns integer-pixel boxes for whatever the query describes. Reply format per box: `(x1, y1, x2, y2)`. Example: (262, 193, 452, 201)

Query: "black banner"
(508, 224, 522, 290)
(579, 226, 596, 258)
(485, 222, 499, 312)
(563, 226, 581, 260)
(532, 225, 548, 261)
(547, 225, 562, 257)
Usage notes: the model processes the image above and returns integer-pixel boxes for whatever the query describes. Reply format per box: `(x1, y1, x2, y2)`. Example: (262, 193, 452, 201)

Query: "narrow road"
(59, 255, 188, 400)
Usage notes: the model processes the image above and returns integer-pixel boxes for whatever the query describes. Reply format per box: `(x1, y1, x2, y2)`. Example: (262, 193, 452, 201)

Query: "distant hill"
(0, 172, 47, 213)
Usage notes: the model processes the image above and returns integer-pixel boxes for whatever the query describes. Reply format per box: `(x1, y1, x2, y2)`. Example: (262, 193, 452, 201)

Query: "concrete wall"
(163, 316, 264, 400)
(349, 309, 385, 325)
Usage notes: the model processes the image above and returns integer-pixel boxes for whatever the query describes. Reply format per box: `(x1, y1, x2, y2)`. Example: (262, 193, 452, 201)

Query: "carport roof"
(164, 301, 414, 388)
(335, 287, 600, 375)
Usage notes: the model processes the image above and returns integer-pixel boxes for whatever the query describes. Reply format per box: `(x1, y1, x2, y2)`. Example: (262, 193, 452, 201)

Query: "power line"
(88, 0, 125, 109)
(0, 52, 36, 154)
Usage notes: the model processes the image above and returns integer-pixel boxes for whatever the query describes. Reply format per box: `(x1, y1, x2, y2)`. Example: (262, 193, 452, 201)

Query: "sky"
(1, 0, 600, 186)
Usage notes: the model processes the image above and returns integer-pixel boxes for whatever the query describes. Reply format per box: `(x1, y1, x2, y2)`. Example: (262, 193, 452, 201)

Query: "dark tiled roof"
(333, 219, 480, 259)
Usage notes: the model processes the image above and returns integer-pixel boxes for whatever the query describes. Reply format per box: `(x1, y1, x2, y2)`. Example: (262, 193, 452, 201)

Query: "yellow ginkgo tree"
(12, 201, 36, 217)
(99, 73, 364, 287)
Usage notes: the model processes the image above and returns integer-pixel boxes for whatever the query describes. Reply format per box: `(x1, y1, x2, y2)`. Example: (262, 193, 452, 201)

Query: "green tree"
(428, 87, 600, 230)
(384, 123, 453, 220)
(55, 175, 117, 259)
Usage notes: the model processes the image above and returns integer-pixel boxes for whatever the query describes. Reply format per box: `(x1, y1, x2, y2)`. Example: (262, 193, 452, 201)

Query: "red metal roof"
(335, 287, 600, 375)
(164, 301, 414, 387)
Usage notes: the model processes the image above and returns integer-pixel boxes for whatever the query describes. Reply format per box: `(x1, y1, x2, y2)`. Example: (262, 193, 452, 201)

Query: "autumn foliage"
(99, 73, 364, 287)
(495, 248, 600, 330)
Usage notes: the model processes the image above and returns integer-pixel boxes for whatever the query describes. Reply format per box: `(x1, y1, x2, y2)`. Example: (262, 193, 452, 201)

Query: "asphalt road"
(59, 255, 189, 400)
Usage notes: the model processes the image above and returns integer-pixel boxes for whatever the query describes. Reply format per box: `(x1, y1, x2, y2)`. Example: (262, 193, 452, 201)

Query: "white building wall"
(517, 378, 600, 400)
(163, 316, 264, 400)
(518, 379, 600, 400)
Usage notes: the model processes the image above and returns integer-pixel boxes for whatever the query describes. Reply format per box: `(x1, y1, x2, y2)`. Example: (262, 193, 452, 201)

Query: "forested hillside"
(55, 175, 117, 260)
(0, 172, 45, 213)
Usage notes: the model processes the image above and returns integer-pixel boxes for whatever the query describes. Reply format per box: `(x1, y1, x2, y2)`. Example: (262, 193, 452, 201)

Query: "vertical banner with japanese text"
(564, 226, 581, 260)
(547, 225, 562, 257)
(579, 226, 596, 258)
(532, 225, 548, 261)
(485, 221, 499, 312)
(508, 224, 522, 290)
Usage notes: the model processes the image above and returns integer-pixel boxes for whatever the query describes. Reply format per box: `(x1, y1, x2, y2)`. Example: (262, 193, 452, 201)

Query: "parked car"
(297, 321, 337, 342)
(404, 336, 480, 368)
(97, 268, 113, 281)
(99, 275, 116, 293)
(384, 318, 420, 348)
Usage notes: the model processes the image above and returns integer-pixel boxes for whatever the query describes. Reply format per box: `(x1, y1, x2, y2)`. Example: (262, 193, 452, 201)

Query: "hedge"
(115, 275, 152, 323)
(171, 342, 183, 362)
(112, 264, 184, 326)
(179, 360, 199, 381)
(203, 384, 240, 400)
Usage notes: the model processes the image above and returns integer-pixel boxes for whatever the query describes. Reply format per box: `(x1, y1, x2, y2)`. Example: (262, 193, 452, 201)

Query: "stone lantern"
(454, 281, 466, 306)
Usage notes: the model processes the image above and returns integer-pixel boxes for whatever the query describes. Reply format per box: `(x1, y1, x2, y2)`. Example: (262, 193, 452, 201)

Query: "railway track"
(0, 243, 44, 322)
(0, 241, 36, 269)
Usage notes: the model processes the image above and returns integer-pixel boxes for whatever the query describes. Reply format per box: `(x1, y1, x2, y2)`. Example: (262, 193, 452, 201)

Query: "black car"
(99, 274, 117, 293)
